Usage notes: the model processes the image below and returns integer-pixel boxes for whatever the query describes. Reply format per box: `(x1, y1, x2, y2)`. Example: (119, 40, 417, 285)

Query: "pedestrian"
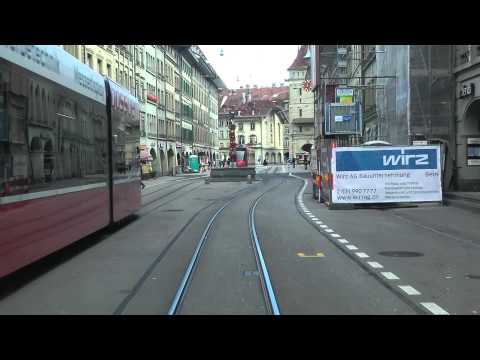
(292, 158, 296, 168)
(263, 159, 267, 166)
(227, 158, 231, 167)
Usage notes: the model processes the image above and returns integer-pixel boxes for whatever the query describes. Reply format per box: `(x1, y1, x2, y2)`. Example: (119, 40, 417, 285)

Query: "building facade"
(309, 45, 460, 190)
(453, 45, 480, 190)
(287, 45, 315, 163)
(60, 45, 224, 175)
(219, 86, 288, 164)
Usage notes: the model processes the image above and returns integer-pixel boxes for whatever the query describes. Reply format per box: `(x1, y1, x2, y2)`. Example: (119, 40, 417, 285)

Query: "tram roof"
(0, 45, 106, 104)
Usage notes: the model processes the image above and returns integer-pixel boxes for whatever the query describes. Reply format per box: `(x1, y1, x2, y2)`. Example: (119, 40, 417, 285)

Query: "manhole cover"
(378, 251, 424, 257)
(466, 274, 480, 280)
(162, 209, 184, 212)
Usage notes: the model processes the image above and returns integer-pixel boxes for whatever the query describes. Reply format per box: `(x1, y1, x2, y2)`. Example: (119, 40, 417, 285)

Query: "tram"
(0, 45, 141, 279)
(235, 145, 249, 167)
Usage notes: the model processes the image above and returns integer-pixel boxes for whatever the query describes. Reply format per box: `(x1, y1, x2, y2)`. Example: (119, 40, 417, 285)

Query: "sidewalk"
(443, 191, 480, 213)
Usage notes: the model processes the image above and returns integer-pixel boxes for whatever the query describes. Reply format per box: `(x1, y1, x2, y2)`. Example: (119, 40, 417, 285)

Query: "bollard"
(247, 174, 252, 184)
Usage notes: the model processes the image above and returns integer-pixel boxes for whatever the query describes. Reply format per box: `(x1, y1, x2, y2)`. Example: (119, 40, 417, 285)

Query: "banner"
(331, 146, 442, 203)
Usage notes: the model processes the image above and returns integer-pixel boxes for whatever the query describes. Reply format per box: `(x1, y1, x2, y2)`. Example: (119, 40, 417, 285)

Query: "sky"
(199, 45, 299, 90)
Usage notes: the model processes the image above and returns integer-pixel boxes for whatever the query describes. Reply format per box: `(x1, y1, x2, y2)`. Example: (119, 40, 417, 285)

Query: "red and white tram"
(0, 45, 141, 279)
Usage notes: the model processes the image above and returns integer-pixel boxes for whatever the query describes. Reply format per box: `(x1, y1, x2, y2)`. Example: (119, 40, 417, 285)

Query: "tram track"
(168, 176, 284, 315)
(139, 182, 205, 216)
(113, 184, 257, 315)
(141, 176, 206, 208)
(0, 178, 206, 294)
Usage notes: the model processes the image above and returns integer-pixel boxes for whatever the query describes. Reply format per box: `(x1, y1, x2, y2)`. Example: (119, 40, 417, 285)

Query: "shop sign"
(460, 83, 475, 98)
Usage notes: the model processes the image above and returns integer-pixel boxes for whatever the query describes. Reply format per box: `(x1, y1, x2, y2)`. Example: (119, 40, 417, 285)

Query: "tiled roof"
(219, 86, 289, 117)
(288, 45, 309, 71)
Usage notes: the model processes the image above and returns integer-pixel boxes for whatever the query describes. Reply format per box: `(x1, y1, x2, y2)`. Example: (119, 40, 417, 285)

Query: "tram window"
(0, 62, 108, 198)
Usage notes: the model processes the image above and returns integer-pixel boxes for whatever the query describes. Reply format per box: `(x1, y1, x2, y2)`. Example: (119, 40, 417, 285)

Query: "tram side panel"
(0, 46, 110, 278)
(106, 79, 141, 222)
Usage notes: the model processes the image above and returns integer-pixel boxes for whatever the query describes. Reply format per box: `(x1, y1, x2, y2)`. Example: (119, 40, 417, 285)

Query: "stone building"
(287, 45, 315, 163)
(60, 45, 224, 175)
(219, 86, 288, 164)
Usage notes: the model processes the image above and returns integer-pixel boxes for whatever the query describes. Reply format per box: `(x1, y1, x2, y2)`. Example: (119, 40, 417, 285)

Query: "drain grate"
(378, 251, 424, 258)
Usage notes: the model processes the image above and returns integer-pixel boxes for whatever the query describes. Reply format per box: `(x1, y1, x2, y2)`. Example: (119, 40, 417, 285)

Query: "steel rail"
(141, 175, 206, 201)
(114, 185, 253, 315)
(167, 185, 256, 315)
(248, 179, 284, 315)
(168, 174, 283, 316)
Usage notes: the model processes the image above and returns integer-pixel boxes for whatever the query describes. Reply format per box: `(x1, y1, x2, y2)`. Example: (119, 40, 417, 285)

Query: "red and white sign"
(303, 80, 312, 92)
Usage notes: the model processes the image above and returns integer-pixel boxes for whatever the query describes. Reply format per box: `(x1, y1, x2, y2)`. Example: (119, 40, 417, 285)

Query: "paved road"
(0, 165, 478, 314)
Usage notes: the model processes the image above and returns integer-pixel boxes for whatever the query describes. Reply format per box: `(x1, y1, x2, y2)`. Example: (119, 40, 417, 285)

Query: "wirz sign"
(332, 146, 442, 204)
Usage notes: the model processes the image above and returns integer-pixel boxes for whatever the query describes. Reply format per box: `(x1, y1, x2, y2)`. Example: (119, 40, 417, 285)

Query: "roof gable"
(288, 45, 309, 71)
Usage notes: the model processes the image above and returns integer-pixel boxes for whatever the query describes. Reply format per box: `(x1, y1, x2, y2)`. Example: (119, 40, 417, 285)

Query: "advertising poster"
(332, 146, 442, 203)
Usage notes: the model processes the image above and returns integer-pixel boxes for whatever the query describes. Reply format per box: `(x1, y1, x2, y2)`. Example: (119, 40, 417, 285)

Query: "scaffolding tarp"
(375, 45, 454, 146)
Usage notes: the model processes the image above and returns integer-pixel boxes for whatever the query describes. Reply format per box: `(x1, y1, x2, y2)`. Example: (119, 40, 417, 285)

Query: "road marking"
(381, 272, 400, 280)
(325, 229, 334, 233)
(338, 239, 349, 244)
(346, 245, 358, 250)
(297, 252, 325, 258)
(320, 225, 328, 228)
(308, 214, 315, 218)
(420, 302, 449, 315)
(356, 252, 369, 258)
(330, 234, 341, 238)
(367, 261, 384, 269)
(312, 217, 319, 221)
(398, 285, 421, 295)
(315, 221, 323, 225)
